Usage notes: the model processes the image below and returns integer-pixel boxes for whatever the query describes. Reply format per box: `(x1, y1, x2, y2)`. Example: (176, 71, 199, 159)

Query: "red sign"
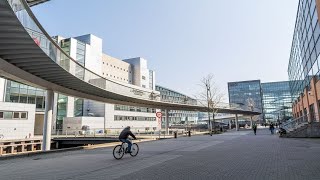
(156, 112, 162, 118)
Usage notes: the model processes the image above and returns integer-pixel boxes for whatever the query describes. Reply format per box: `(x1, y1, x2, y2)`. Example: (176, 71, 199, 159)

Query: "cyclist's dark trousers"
(253, 129, 257, 135)
(120, 139, 132, 152)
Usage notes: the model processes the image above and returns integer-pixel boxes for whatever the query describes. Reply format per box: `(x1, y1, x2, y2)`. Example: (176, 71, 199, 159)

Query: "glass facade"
(261, 81, 293, 122)
(149, 70, 154, 90)
(56, 94, 67, 129)
(75, 41, 85, 80)
(288, 0, 320, 100)
(74, 98, 84, 117)
(156, 85, 198, 124)
(5, 80, 45, 111)
(228, 80, 264, 121)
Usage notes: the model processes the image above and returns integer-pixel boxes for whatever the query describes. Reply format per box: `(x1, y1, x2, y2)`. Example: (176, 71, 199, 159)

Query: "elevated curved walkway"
(0, 0, 260, 115)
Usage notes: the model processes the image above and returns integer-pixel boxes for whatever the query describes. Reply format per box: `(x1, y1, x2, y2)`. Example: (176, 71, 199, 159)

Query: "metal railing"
(281, 114, 309, 132)
(6, 0, 161, 102)
(4, 0, 259, 114)
(52, 127, 210, 139)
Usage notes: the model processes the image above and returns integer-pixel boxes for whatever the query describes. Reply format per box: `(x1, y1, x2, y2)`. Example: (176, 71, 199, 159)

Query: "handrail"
(281, 114, 309, 131)
(3, 0, 260, 114)
(7, 0, 159, 97)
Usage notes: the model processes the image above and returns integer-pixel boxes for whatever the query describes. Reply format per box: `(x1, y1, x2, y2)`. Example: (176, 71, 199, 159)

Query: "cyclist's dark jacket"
(119, 127, 136, 140)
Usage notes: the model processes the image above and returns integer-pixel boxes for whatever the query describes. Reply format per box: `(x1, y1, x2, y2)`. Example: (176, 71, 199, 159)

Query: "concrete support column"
(250, 116, 253, 127)
(43, 89, 54, 151)
(235, 114, 239, 131)
(165, 109, 169, 135)
(229, 119, 232, 129)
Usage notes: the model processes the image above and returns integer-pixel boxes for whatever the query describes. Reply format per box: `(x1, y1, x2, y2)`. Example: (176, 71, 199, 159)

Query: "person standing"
(269, 123, 275, 135)
(252, 123, 257, 135)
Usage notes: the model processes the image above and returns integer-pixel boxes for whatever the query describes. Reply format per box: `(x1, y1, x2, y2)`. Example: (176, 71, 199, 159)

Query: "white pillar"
(235, 114, 239, 131)
(229, 119, 232, 129)
(43, 89, 54, 151)
(165, 109, 169, 135)
(250, 116, 253, 127)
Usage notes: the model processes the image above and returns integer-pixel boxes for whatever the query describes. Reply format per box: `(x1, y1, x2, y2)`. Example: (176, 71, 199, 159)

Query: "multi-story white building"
(54, 34, 159, 132)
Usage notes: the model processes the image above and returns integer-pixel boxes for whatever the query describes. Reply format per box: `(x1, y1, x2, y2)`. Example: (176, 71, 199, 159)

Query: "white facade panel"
(75, 34, 103, 75)
(0, 78, 6, 101)
(0, 102, 35, 140)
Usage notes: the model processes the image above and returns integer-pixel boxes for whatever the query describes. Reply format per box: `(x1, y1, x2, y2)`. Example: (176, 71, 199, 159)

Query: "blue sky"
(32, 0, 298, 102)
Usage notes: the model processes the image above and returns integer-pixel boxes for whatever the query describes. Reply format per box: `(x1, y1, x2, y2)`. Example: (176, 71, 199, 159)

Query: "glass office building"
(261, 81, 293, 122)
(228, 80, 263, 119)
(155, 85, 198, 124)
(288, 0, 320, 100)
(228, 80, 293, 123)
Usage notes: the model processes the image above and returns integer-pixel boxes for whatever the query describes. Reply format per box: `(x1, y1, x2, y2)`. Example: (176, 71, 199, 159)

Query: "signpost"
(156, 112, 162, 128)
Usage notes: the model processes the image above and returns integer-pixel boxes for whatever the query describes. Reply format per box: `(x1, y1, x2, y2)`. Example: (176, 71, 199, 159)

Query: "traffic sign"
(156, 112, 162, 118)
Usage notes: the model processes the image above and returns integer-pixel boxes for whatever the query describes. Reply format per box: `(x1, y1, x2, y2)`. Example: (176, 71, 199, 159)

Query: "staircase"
(281, 115, 320, 138)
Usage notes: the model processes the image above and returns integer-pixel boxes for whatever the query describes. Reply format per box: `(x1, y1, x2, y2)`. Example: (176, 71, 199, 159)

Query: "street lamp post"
(206, 84, 212, 136)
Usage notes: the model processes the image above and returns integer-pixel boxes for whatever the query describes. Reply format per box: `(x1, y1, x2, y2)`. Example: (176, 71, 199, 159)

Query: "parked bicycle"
(113, 138, 139, 160)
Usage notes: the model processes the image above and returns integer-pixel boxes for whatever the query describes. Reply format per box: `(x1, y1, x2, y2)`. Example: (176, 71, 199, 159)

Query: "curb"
(0, 133, 211, 160)
(0, 138, 158, 160)
(0, 146, 85, 160)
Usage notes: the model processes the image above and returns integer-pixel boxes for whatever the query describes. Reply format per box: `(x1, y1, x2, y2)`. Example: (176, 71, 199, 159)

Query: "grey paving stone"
(1, 129, 320, 180)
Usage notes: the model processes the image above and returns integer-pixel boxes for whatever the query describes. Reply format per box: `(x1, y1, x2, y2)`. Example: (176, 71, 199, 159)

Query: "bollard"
(188, 130, 191, 137)
(174, 131, 177, 138)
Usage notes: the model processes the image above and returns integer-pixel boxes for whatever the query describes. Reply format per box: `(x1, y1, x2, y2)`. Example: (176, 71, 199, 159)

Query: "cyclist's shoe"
(126, 150, 132, 154)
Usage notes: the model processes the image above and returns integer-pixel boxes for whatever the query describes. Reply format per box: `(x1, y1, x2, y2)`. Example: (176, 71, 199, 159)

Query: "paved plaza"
(1, 129, 320, 180)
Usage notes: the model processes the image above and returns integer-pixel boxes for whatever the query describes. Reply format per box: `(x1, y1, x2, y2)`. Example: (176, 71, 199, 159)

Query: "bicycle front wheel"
(130, 143, 139, 157)
(113, 145, 124, 160)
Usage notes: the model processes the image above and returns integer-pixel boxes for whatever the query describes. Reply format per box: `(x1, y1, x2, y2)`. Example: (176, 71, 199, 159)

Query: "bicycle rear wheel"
(113, 145, 124, 160)
(130, 143, 139, 157)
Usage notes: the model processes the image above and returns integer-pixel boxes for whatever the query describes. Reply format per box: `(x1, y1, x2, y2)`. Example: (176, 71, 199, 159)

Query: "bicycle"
(113, 139, 139, 160)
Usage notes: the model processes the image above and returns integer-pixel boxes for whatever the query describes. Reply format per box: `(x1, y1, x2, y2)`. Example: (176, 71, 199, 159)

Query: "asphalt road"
(1, 128, 320, 180)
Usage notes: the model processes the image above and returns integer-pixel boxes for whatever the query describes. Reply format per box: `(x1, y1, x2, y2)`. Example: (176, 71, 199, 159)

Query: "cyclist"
(119, 126, 136, 153)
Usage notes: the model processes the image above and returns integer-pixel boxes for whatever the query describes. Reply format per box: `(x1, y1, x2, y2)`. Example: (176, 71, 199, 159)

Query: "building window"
(21, 112, 27, 119)
(74, 98, 84, 117)
(142, 76, 146, 80)
(0, 111, 28, 120)
(13, 112, 20, 119)
(142, 85, 146, 88)
(4, 112, 12, 119)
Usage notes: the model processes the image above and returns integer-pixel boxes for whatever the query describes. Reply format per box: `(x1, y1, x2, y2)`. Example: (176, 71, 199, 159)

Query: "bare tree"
(196, 74, 224, 134)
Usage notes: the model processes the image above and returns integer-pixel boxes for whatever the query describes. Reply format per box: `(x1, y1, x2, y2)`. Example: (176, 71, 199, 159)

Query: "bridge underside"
(0, 0, 260, 116)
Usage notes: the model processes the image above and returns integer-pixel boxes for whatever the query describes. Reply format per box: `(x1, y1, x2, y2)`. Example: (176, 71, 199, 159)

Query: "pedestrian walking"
(269, 122, 275, 135)
(252, 124, 257, 135)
